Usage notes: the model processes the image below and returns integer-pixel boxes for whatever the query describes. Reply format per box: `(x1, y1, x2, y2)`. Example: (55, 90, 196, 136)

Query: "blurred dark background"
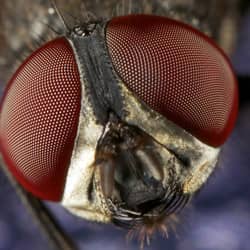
(0, 0, 250, 249)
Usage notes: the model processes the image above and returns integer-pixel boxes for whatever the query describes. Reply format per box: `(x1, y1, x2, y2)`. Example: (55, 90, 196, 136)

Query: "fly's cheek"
(106, 15, 238, 147)
(0, 38, 81, 201)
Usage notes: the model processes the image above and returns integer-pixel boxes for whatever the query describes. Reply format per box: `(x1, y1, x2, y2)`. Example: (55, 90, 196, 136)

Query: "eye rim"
(0, 37, 81, 201)
(105, 14, 239, 147)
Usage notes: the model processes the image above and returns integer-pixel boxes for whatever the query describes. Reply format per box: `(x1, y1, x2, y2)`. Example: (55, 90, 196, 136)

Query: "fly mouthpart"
(92, 113, 190, 229)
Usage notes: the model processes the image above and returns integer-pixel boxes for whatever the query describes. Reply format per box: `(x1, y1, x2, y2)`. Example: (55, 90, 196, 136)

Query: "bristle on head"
(126, 214, 179, 249)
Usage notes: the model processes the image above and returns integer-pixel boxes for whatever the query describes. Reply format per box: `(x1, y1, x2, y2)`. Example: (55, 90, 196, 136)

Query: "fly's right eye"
(0, 38, 82, 201)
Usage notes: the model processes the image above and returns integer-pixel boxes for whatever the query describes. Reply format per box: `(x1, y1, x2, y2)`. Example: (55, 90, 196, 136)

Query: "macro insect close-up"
(0, 0, 250, 250)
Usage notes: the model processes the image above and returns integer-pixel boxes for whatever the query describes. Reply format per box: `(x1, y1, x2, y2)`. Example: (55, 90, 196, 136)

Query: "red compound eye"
(0, 38, 81, 201)
(106, 15, 238, 147)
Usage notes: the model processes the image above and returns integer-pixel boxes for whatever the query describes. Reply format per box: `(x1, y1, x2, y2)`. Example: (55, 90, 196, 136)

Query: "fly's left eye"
(0, 38, 81, 201)
(106, 15, 238, 147)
